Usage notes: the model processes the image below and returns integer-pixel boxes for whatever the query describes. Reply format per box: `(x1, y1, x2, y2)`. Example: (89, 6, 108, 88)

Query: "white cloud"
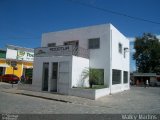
(156, 35, 160, 40)
(130, 49, 135, 53)
(129, 44, 135, 53)
(127, 37, 135, 42)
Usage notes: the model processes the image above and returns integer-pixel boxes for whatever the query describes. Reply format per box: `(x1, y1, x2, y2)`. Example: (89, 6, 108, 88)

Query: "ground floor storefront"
(0, 59, 33, 79)
(30, 55, 129, 99)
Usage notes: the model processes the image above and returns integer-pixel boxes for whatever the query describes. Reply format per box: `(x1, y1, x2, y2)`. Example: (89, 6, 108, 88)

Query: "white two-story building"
(31, 23, 130, 99)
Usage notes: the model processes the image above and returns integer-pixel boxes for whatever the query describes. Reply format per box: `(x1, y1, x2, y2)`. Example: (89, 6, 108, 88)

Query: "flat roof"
(43, 23, 111, 35)
(7, 45, 34, 53)
(132, 73, 157, 77)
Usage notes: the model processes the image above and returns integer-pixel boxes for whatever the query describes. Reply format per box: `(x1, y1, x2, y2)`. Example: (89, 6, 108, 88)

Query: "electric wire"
(66, 0, 160, 25)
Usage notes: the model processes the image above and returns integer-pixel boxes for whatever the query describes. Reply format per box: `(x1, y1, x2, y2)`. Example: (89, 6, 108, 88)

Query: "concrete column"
(121, 70, 124, 91)
(48, 62, 52, 92)
(109, 29, 112, 94)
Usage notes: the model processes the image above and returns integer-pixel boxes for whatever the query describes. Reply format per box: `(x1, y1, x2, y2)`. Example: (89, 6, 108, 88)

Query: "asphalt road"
(0, 84, 160, 114)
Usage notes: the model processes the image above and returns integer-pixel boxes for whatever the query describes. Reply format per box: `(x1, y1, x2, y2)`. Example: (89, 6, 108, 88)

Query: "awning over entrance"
(0, 64, 10, 67)
(132, 73, 157, 77)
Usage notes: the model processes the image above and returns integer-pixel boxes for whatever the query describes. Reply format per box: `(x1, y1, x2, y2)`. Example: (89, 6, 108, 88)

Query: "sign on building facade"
(35, 45, 73, 57)
(6, 48, 34, 61)
(17, 50, 34, 61)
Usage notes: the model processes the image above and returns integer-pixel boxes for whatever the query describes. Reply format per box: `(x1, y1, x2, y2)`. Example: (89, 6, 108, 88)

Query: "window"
(123, 71, 128, 83)
(64, 40, 79, 47)
(88, 38, 100, 49)
(52, 62, 58, 79)
(112, 69, 121, 85)
(48, 43, 56, 47)
(0, 51, 6, 58)
(119, 43, 122, 53)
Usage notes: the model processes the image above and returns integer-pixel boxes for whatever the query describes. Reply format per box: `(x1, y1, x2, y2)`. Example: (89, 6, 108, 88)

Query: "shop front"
(32, 45, 89, 94)
(1, 45, 34, 79)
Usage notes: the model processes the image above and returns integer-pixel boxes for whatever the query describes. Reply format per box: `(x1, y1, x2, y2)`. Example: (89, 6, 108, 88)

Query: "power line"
(66, 0, 160, 25)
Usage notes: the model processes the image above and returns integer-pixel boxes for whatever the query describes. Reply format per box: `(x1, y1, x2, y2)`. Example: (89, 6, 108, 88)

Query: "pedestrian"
(146, 79, 149, 88)
(21, 74, 25, 83)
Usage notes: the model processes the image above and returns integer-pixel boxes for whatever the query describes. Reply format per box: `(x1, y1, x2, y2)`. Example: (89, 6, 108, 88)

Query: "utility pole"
(11, 61, 17, 88)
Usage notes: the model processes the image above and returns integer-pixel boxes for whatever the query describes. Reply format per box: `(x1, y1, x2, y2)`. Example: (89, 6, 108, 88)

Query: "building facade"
(32, 24, 130, 98)
(0, 45, 34, 78)
(130, 73, 159, 86)
(0, 49, 7, 76)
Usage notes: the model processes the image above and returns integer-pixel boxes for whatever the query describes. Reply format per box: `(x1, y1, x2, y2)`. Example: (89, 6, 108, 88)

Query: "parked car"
(150, 80, 160, 87)
(0, 75, 2, 82)
(1, 74, 20, 84)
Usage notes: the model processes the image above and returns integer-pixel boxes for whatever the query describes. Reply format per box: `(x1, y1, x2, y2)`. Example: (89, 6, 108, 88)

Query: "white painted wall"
(111, 24, 129, 71)
(71, 56, 89, 87)
(32, 56, 72, 92)
(6, 48, 17, 59)
(32, 23, 130, 98)
(110, 24, 130, 92)
(69, 88, 110, 100)
(58, 61, 70, 94)
(32, 57, 44, 91)
(42, 24, 111, 87)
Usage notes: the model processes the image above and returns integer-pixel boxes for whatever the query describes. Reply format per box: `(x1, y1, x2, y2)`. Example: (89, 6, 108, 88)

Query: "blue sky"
(0, 0, 160, 72)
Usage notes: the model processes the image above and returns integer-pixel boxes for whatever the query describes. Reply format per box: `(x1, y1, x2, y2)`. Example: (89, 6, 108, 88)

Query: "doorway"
(0, 67, 5, 76)
(42, 63, 49, 91)
(51, 62, 58, 92)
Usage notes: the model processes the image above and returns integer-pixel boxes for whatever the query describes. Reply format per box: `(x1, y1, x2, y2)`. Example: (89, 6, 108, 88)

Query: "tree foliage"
(82, 68, 103, 88)
(133, 33, 160, 74)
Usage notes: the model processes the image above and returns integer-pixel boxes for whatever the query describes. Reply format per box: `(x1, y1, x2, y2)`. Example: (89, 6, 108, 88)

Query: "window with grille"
(112, 69, 121, 85)
(123, 71, 128, 83)
(48, 43, 56, 47)
(88, 38, 100, 49)
(119, 43, 122, 53)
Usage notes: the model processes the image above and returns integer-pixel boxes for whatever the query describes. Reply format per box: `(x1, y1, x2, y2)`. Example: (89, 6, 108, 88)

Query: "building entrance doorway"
(51, 62, 58, 92)
(42, 63, 49, 91)
(0, 67, 5, 76)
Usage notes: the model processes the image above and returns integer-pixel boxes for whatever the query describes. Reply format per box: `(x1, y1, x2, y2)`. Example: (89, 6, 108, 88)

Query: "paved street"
(0, 82, 160, 114)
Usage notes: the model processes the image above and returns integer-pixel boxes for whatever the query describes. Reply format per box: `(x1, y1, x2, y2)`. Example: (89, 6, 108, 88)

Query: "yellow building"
(4, 60, 33, 78)
(0, 45, 34, 78)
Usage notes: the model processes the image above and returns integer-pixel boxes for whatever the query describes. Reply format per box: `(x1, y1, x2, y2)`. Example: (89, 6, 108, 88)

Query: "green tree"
(133, 33, 160, 74)
(82, 68, 103, 88)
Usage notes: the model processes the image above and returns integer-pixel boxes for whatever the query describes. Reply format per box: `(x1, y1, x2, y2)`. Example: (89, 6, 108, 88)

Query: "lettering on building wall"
(49, 46, 69, 51)
(17, 50, 34, 61)
(35, 45, 72, 57)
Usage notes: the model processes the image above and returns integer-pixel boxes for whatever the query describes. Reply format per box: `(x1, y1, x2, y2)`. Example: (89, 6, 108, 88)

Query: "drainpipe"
(109, 28, 112, 95)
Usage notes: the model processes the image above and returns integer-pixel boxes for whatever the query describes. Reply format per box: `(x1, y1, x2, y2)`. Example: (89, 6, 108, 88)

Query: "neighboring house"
(131, 73, 159, 86)
(0, 45, 34, 78)
(0, 49, 7, 76)
(32, 23, 130, 98)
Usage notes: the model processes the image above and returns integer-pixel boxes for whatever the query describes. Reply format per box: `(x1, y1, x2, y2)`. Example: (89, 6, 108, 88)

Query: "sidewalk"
(0, 82, 107, 107)
(1, 82, 160, 114)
